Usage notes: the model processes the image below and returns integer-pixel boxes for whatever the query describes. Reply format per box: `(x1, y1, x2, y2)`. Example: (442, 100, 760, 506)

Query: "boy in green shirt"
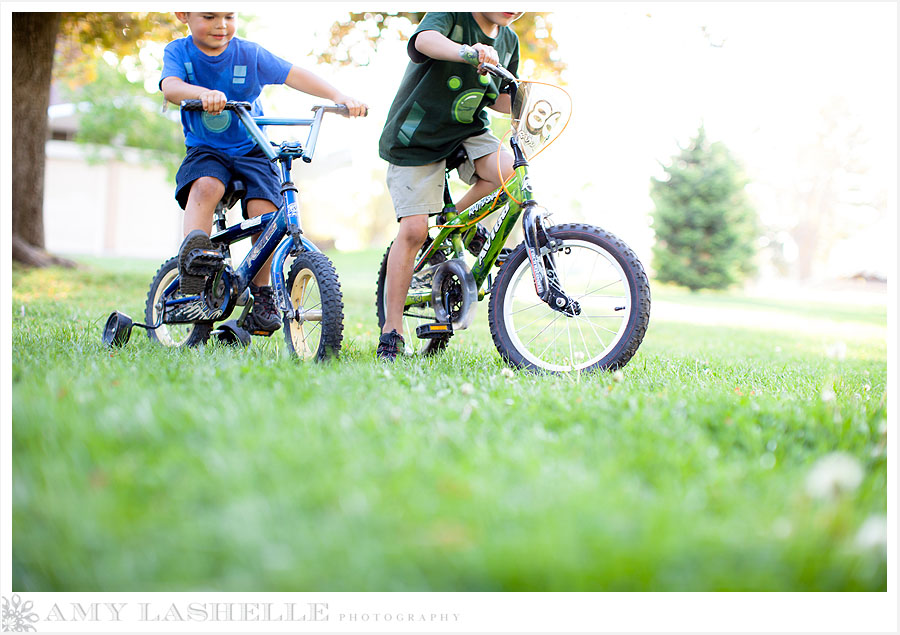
(377, 12, 522, 360)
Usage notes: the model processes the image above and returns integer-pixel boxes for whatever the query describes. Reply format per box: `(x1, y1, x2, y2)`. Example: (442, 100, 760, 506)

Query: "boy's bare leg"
(246, 198, 278, 287)
(453, 150, 515, 213)
(183, 176, 225, 236)
(382, 214, 429, 336)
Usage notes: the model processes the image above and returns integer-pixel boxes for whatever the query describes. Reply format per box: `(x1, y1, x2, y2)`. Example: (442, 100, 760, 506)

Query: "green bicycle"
(376, 64, 651, 373)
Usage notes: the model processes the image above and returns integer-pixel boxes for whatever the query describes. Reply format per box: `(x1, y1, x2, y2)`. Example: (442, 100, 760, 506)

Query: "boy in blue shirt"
(376, 12, 521, 359)
(161, 12, 366, 334)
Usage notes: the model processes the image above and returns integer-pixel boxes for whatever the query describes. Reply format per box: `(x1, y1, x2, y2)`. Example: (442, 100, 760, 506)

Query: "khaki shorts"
(386, 130, 502, 219)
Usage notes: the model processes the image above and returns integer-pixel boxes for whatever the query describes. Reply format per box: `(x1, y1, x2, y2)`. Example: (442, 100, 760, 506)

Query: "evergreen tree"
(650, 125, 758, 291)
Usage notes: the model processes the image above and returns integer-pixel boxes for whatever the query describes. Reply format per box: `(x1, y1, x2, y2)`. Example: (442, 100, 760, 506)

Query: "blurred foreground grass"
(10, 251, 888, 590)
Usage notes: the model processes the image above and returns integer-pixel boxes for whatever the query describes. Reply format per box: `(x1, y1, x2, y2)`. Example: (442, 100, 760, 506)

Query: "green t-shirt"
(379, 12, 520, 166)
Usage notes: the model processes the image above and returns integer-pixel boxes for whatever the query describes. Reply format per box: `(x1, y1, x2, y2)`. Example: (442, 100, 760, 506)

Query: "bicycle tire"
(283, 251, 344, 361)
(488, 223, 650, 373)
(145, 257, 212, 348)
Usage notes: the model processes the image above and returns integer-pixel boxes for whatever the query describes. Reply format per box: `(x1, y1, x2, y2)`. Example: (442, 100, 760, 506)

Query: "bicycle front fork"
(522, 201, 581, 317)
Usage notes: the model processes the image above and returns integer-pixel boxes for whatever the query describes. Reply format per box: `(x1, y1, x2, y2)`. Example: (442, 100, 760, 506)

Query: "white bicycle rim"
(501, 239, 632, 372)
(287, 267, 324, 360)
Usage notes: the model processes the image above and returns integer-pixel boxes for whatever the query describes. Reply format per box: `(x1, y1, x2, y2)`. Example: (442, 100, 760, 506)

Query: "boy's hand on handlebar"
(333, 94, 368, 118)
(460, 43, 499, 74)
(199, 90, 227, 115)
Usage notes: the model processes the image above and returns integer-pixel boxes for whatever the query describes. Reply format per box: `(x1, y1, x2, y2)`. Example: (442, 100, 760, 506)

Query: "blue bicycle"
(104, 100, 350, 360)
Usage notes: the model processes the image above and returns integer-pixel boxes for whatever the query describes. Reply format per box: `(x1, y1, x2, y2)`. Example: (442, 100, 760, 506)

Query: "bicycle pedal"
(416, 322, 453, 339)
(185, 248, 225, 276)
(465, 225, 488, 256)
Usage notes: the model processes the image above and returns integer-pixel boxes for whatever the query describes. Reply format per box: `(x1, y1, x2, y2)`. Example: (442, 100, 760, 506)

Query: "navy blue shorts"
(175, 145, 281, 218)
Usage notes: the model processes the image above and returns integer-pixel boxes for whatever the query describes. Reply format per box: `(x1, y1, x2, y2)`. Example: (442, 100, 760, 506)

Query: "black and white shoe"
(376, 329, 405, 361)
(177, 230, 224, 295)
(243, 284, 282, 335)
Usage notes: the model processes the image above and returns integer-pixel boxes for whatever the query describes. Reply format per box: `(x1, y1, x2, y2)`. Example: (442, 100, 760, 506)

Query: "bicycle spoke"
(573, 309, 592, 363)
(523, 310, 565, 347)
(535, 317, 568, 359)
(509, 300, 546, 316)
(303, 320, 322, 342)
(513, 303, 560, 332)
(301, 280, 316, 307)
(574, 312, 615, 342)
(575, 281, 624, 300)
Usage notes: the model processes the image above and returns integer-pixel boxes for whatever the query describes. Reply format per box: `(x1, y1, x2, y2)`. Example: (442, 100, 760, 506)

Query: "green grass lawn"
(10, 251, 888, 591)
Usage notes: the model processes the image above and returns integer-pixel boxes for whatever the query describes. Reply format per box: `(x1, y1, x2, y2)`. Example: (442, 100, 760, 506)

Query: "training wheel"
(102, 311, 134, 347)
(216, 320, 251, 347)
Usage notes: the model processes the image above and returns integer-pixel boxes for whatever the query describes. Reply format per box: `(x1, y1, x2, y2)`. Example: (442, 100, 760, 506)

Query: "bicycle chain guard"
(431, 258, 477, 330)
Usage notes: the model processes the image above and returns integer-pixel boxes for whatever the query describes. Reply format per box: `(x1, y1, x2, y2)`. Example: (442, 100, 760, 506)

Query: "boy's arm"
(161, 76, 227, 115)
(413, 30, 498, 69)
(284, 67, 367, 117)
(488, 93, 512, 114)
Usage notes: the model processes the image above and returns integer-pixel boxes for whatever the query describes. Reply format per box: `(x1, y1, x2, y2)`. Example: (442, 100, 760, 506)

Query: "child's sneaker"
(244, 284, 282, 335)
(178, 229, 224, 294)
(376, 329, 405, 361)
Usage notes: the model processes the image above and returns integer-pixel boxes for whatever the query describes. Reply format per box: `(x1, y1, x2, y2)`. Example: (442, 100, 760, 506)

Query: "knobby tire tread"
(285, 251, 344, 361)
(488, 223, 651, 373)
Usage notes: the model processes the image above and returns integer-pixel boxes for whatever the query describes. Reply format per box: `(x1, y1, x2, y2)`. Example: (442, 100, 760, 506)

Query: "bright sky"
(231, 3, 896, 276)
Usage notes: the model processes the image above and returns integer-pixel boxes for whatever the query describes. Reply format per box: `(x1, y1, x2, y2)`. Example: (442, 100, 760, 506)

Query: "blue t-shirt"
(161, 36, 292, 155)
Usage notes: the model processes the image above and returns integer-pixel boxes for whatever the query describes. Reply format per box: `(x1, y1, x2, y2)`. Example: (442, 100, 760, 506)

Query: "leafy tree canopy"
(55, 13, 183, 87)
(318, 12, 565, 82)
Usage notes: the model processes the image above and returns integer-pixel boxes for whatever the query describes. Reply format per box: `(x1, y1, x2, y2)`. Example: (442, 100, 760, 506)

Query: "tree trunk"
(11, 12, 75, 268)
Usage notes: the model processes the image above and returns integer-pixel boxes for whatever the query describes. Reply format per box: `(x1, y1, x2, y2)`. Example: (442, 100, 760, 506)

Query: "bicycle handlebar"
(177, 100, 358, 163)
(480, 63, 518, 85)
(179, 100, 354, 117)
(179, 99, 252, 112)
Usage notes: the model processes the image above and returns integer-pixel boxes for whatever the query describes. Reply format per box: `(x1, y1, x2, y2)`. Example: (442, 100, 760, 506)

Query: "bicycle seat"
(444, 146, 468, 173)
(221, 180, 246, 211)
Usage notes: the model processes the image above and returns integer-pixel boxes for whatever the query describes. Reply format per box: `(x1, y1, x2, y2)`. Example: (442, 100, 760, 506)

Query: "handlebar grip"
(311, 104, 369, 118)
(180, 99, 252, 112)
(480, 63, 517, 84)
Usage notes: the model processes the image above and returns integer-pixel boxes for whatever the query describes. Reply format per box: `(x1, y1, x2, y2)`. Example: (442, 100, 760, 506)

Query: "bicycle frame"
(404, 62, 579, 319)
(159, 102, 342, 324)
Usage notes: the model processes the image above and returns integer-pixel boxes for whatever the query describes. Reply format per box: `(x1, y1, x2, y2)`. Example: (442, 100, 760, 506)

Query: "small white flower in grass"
(825, 341, 847, 360)
(500, 367, 515, 379)
(612, 370, 625, 383)
(772, 517, 792, 539)
(854, 514, 887, 553)
(460, 382, 475, 396)
(805, 452, 864, 501)
(574, 351, 585, 361)
(821, 385, 836, 403)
